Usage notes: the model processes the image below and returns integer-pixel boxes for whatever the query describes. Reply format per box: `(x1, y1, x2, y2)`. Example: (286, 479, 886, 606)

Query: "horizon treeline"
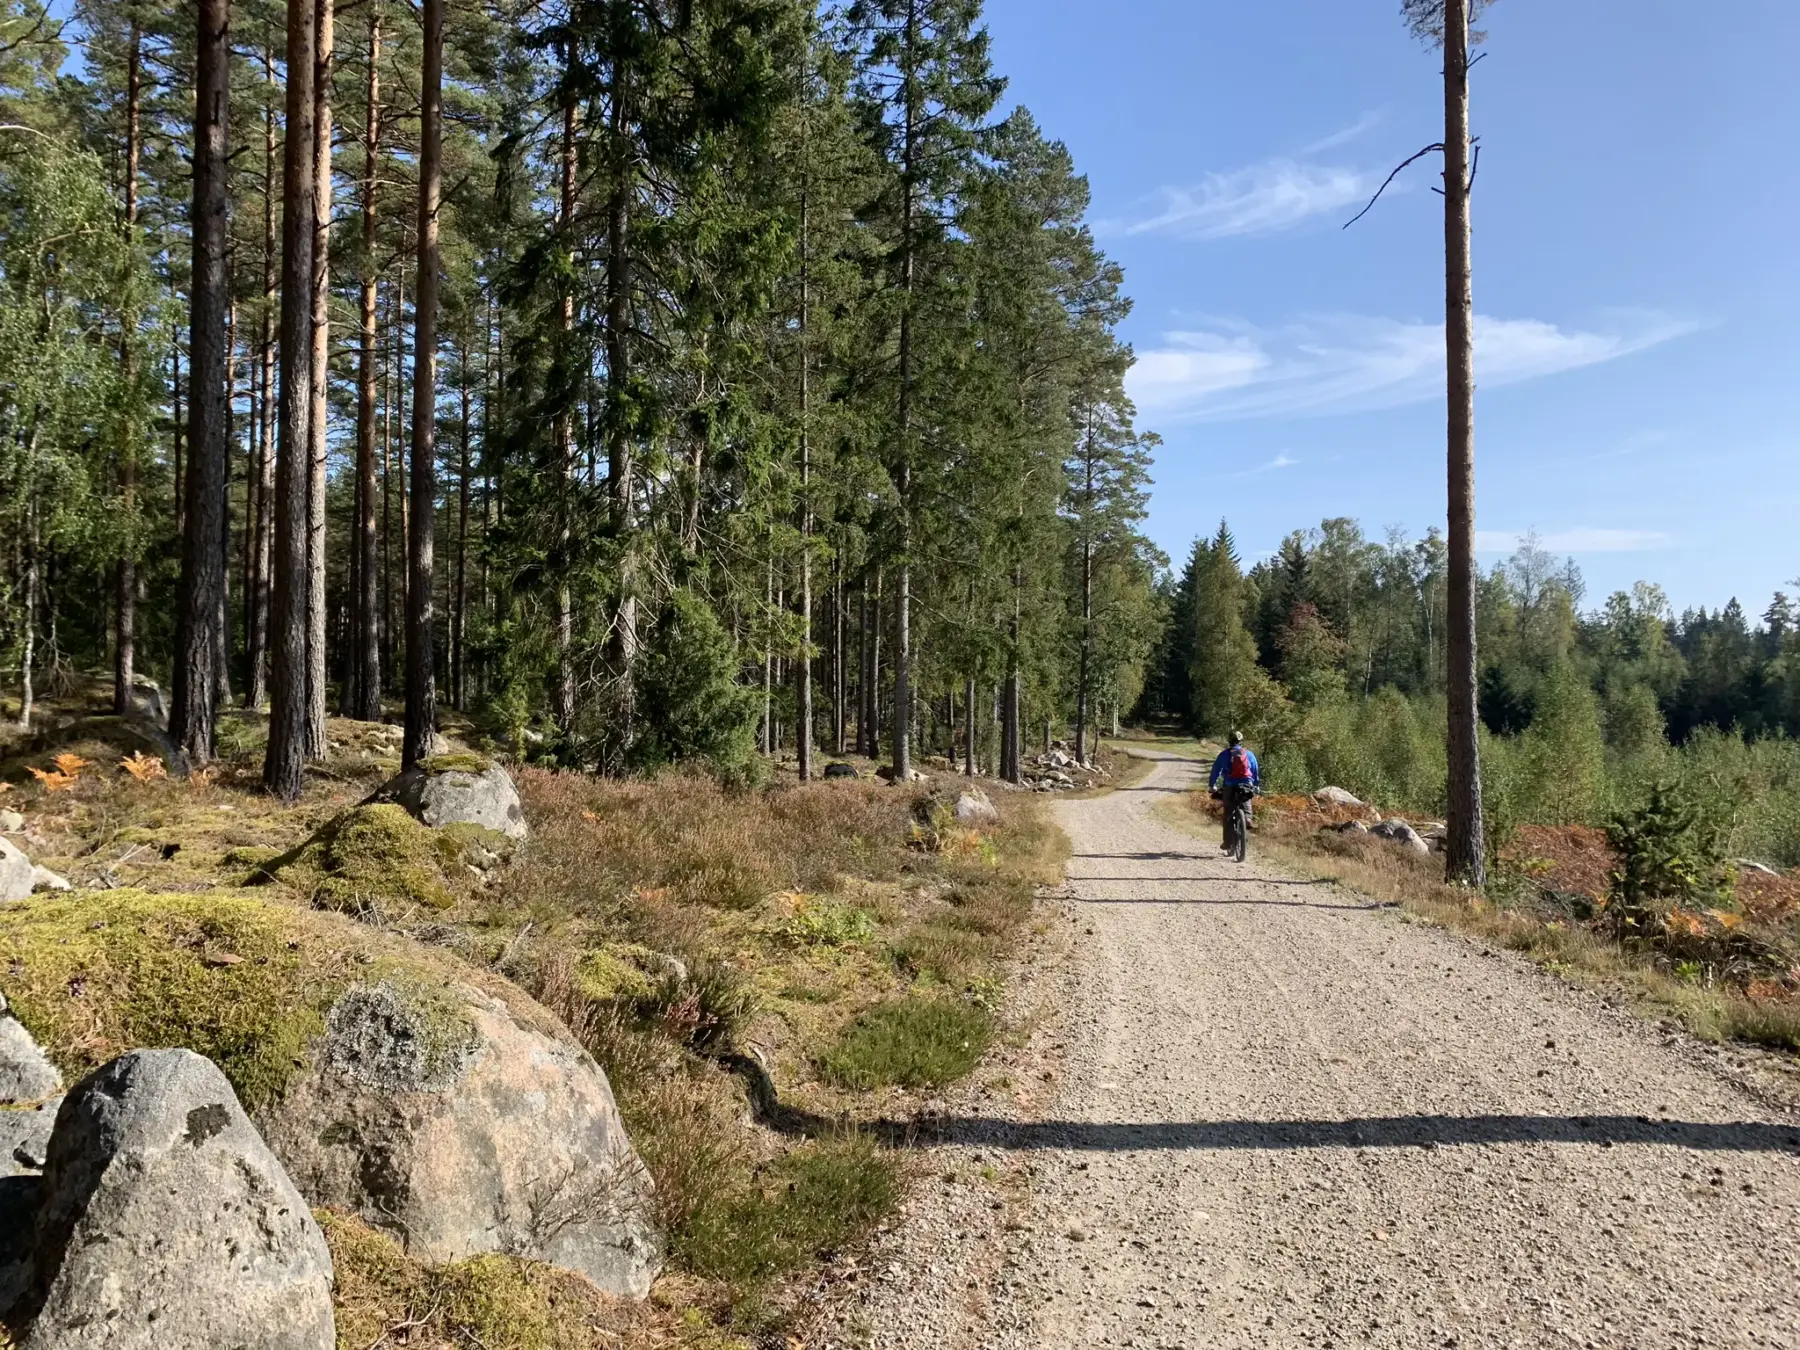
(1145, 518, 1800, 865)
(0, 0, 1161, 790)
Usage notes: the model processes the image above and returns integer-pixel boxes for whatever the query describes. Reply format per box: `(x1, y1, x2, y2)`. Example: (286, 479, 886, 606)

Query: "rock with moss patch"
(1, 837, 32, 903)
(263, 978, 661, 1298)
(380, 757, 528, 841)
(0, 889, 659, 1300)
(953, 788, 999, 823)
(17, 1048, 334, 1349)
(260, 803, 462, 917)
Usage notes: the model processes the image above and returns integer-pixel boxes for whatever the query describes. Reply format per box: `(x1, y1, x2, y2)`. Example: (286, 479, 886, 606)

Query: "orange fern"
(51, 753, 91, 777)
(27, 766, 78, 793)
(120, 751, 168, 782)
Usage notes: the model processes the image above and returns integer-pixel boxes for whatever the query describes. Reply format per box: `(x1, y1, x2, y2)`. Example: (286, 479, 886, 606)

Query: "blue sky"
(981, 0, 1800, 615)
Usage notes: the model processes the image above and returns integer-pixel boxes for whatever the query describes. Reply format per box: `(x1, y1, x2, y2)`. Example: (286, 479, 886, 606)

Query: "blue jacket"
(1210, 746, 1260, 791)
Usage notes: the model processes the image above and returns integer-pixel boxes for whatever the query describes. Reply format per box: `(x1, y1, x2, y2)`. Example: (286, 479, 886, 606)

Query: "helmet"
(1229, 730, 1244, 746)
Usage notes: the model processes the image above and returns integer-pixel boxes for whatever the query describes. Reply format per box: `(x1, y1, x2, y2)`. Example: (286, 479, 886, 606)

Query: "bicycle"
(1212, 784, 1256, 862)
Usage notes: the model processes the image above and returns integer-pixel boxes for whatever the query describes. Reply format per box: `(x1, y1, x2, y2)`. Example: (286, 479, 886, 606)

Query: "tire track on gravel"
(811, 751, 1800, 1350)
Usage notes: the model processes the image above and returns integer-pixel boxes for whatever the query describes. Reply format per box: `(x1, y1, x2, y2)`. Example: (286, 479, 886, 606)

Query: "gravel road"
(807, 751, 1800, 1350)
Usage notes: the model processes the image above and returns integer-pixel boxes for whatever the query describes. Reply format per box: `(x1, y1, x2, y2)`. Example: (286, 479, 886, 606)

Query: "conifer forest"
(0, 0, 1160, 793)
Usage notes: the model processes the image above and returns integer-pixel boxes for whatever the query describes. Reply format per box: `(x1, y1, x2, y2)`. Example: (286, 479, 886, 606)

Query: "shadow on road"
(912, 1114, 1800, 1153)
(1071, 894, 1388, 911)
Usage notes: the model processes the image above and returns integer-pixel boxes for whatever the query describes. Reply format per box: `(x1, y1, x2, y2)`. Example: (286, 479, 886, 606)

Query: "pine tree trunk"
(17, 466, 37, 729)
(112, 20, 142, 718)
(554, 78, 577, 734)
(352, 10, 381, 720)
(1002, 562, 1021, 783)
(832, 562, 846, 755)
(246, 73, 277, 709)
(1442, 0, 1486, 885)
(453, 339, 471, 711)
(305, 0, 333, 758)
(172, 0, 232, 767)
(605, 35, 637, 755)
(402, 0, 442, 770)
(265, 0, 317, 800)
(795, 120, 813, 781)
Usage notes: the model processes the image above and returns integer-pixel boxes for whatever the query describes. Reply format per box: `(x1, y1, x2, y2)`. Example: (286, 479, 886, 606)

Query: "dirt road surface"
(810, 751, 1800, 1350)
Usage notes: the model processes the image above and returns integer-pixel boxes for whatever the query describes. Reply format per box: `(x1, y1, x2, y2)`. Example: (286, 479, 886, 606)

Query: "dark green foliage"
(627, 589, 763, 782)
(1605, 782, 1731, 938)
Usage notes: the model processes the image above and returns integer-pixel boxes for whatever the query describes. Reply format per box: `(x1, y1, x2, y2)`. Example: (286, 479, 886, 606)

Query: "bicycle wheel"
(1232, 804, 1248, 862)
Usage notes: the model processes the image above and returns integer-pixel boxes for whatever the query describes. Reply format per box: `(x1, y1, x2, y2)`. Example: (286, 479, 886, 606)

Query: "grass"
(1160, 789, 1800, 1055)
(820, 995, 993, 1090)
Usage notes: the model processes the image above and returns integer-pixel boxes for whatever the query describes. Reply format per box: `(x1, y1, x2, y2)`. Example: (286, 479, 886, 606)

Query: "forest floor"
(802, 749, 1800, 1350)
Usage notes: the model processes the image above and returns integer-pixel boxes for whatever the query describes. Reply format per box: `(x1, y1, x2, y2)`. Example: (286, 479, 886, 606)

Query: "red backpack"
(1227, 745, 1251, 781)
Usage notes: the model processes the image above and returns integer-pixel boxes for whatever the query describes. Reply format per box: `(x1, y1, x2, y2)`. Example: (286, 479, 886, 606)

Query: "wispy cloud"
(1476, 528, 1674, 554)
(1232, 452, 1299, 478)
(1100, 160, 1374, 241)
(1301, 112, 1382, 155)
(1126, 311, 1699, 422)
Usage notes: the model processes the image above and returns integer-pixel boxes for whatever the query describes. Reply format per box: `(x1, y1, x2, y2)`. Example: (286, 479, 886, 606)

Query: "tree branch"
(1342, 143, 1445, 229)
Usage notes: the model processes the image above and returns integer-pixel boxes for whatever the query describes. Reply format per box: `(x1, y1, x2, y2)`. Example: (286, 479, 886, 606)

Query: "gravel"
(803, 752, 1800, 1349)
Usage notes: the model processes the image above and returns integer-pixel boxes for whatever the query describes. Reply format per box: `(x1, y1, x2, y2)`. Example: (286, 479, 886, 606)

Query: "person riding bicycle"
(1208, 731, 1260, 854)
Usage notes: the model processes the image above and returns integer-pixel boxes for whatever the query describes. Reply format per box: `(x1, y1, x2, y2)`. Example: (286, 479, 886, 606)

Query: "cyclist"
(1208, 731, 1260, 856)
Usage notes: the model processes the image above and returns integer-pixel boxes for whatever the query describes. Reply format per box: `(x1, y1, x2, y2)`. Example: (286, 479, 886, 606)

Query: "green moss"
(421, 752, 494, 775)
(575, 944, 662, 1005)
(223, 844, 281, 871)
(321, 1209, 618, 1350)
(261, 803, 459, 916)
(0, 888, 332, 1108)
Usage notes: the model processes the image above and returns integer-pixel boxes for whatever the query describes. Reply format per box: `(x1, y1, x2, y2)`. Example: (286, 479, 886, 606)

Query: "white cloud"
(1301, 112, 1382, 155)
(1232, 452, 1298, 478)
(1126, 311, 1699, 422)
(1476, 528, 1673, 555)
(1101, 160, 1374, 241)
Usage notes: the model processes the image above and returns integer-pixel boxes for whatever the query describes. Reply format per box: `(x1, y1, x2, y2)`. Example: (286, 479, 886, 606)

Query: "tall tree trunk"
(403, 0, 443, 769)
(171, 333, 184, 535)
(832, 560, 845, 755)
(112, 19, 142, 718)
(1002, 563, 1021, 784)
(17, 459, 37, 729)
(1441, 0, 1485, 884)
(795, 100, 813, 781)
(1075, 441, 1094, 767)
(381, 277, 395, 685)
(353, 11, 381, 719)
(553, 73, 577, 734)
(246, 68, 278, 708)
(890, 0, 919, 783)
(265, 0, 317, 800)
(453, 335, 471, 711)
(604, 24, 637, 755)
(305, 0, 334, 757)
(963, 675, 975, 776)
(172, 0, 232, 767)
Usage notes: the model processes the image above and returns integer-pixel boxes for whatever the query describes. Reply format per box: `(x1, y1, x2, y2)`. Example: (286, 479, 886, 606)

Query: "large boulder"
(381, 755, 528, 841)
(263, 979, 661, 1298)
(0, 1097, 57, 1320)
(1312, 786, 1364, 808)
(823, 762, 859, 780)
(17, 1049, 334, 1349)
(1, 838, 33, 903)
(0, 889, 660, 1302)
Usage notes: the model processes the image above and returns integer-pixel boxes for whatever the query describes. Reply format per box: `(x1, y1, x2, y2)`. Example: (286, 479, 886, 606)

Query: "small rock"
(0, 837, 33, 903)
(28, 867, 69, 894)
(0, 810, 23, 833)
(1369, 820, 1430, 855)
(1327, 820, 1369, 835)
(823, 762, 860, 780)
(954, 789, 999, 824)
(1066, 1222, 1091, 1242)
(0, 1015, 61, 1105)
(1734, 859, 1779, 877)
(1312, 786, 1364, 808)
(19, 1049, 335, 1349)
